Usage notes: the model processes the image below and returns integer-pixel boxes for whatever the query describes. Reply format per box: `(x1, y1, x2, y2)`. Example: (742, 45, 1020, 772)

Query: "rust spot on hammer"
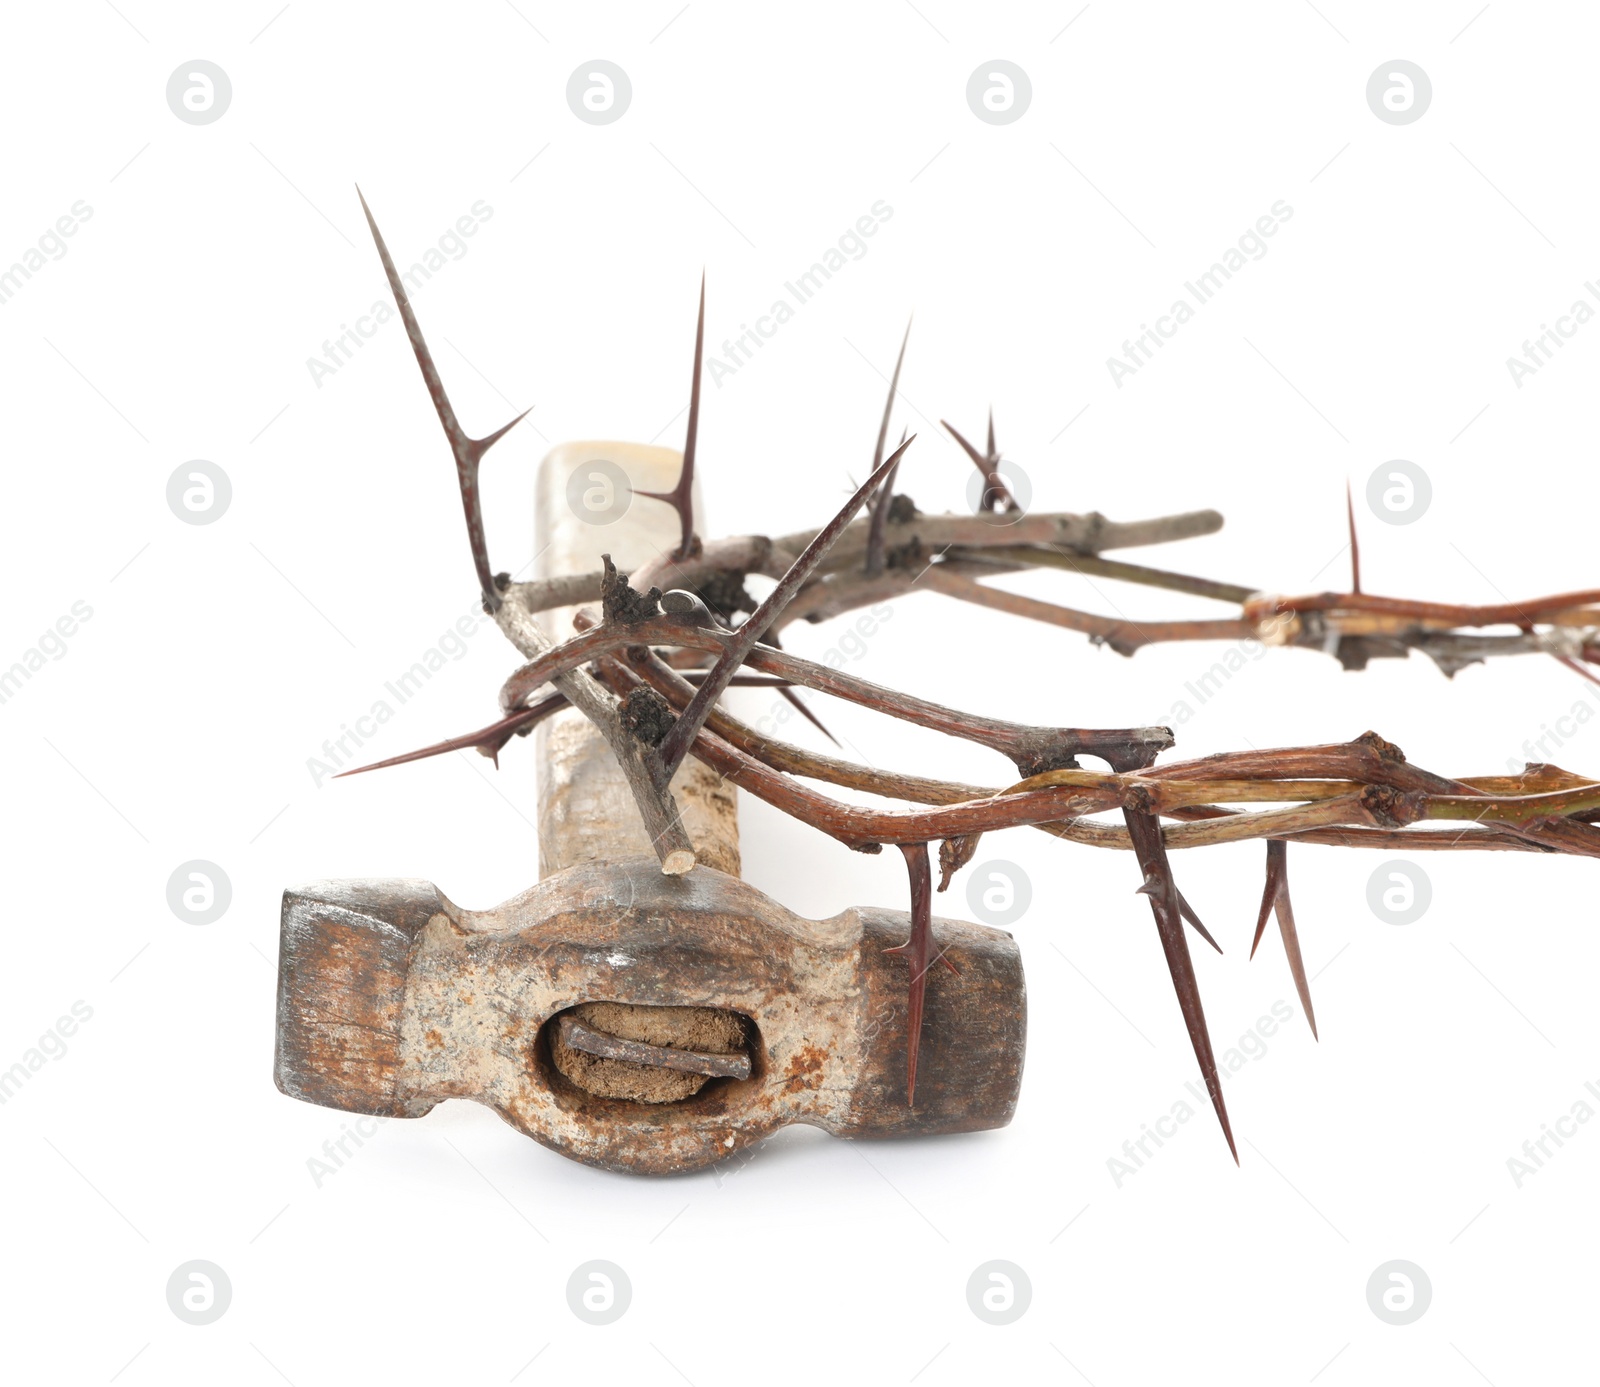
(783, 1043, 827, 1092)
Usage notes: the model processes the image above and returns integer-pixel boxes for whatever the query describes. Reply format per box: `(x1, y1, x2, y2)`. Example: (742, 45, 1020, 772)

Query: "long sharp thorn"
(637, 272, 705, 560)
(884, 423, 907, 518)
(333, 696, 565, 779)
(1123, 805, 1237, 1163)
(987, 408, 1019, 513)
(865, 318, 912, 575)
(1346, 479, 1362, 596)
(778, 685, 841, 747)
(480, 407, 533, 452)
(1271, 846, 1319, 1040)
(1250, 839, 1286, 959)
(941, 418, 1015, 512)
(884, 842, 934, 1106)
(1177, 890, 1224, 955)
(1554, 652, 1600, 689)
(942, 418, 989, 479)
(863, 460, 904, 576)
(1248, 838, 1286, 959)
(357, 187, 521, 610)
(653, 434, 916, 782)
(874, 321, 912, 471)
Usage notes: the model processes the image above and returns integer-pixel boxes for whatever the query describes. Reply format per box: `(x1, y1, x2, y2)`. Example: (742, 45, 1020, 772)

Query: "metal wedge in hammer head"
(274, 442, 1027, 1175)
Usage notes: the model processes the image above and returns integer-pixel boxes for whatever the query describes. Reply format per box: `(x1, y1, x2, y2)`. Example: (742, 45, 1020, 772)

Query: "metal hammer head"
(275, 858, 1026, 1175)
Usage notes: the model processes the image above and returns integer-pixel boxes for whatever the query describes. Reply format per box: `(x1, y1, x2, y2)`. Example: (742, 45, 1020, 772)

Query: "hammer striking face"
(275, 858, 1026, 1175)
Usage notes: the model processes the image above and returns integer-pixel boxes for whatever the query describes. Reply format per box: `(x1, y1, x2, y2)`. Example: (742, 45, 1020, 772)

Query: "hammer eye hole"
(544, 1002, 755, 1105)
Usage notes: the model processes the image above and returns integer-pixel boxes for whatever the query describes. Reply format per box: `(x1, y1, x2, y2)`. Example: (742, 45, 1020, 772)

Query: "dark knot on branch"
(938, 834, 980, 891)
(1014, 748, 1083, 776)
(1122, 783, 1157, 816)
(1355, 730, 1407, 764)
(601, 554, 664, 626)
(1361, 784, 1425, 827)
(693, 569, 756, 623)
(885, 535, 925, 571)
(621, 687, 677, 747)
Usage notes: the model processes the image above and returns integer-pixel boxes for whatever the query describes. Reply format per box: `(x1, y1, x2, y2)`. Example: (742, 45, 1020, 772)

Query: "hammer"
(274, 444, 1027, 1176)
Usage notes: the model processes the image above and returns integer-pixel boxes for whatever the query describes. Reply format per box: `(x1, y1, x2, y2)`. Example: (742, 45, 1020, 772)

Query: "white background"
(2, 2, 1598, 1383)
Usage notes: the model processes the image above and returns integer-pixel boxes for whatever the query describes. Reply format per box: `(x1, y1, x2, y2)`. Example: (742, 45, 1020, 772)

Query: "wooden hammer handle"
(532, 443, 739, 878)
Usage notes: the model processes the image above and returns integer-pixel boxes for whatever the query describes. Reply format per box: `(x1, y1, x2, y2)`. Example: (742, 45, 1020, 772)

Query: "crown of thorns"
(342, 190, 1600, 1163)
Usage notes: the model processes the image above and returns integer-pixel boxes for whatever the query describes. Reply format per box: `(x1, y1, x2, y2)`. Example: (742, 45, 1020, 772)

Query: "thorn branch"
(636, 273, 706, 560)
(357, 188, 528, 610)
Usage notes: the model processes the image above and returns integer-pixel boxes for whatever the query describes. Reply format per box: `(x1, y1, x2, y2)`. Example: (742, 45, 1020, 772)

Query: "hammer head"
(276, 859, 1026, 1175)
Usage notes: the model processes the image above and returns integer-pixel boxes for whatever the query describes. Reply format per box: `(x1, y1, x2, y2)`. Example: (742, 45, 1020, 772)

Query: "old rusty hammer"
(275, 858, 1025, 1175)
(274, 443, 1027, 1176)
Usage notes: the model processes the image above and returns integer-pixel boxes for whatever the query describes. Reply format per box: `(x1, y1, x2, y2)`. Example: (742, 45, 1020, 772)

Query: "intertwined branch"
(347, 192, 1600, 1161)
